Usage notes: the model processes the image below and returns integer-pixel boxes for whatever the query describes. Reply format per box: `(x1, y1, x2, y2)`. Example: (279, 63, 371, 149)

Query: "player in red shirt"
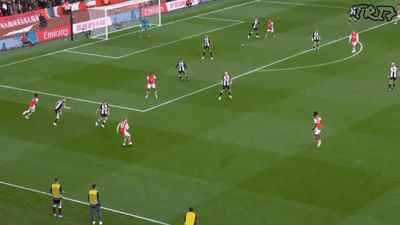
(312, 111, 322, 148)
(145, 72, 158, 99)
(116, 118, 132, 147)
(264, 19, 275, 38)
(21, 32, 34, 47)
(349, 30, 359, 54)
(22, 93, 39, 119)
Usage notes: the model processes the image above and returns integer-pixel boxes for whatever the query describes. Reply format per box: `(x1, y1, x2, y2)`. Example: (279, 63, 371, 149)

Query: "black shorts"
(252, 27, 258, 31)
(53, 198, 61, 204)
(313, 39, 320, 43)
(204, 46, 210, 50)
(55, 109, 61, 118)
(222, 85, 230, 89)
(100, 113, 108, 118)
(390, 77, 397, 81)
(349, 14, 356, 18)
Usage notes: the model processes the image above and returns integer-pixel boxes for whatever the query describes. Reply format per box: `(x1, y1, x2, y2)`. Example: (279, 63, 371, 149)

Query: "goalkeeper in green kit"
(139, 17, 150, 38)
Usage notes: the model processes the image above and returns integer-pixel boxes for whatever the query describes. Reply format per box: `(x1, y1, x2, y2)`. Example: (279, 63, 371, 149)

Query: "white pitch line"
(258, 0, 348, 10)
(196, 16, 244, 23)
(143, 49, 318, 112)
(0, 50, 63, 68)
(115, 21, 243, 59)
(89, 0, 254, 44)
(143, 22, 391, 112)
(0, 22, 391, 113)
(258, 42, 364, 72)
(0, 3, 390, 112)
(0, 180, 170, 225)
(64, 50, 119, 59)
(0, 0, 256, 68)
(0, 84, 145, 112)
(0, 22, 388, 113)
(53, 18, 243, 60)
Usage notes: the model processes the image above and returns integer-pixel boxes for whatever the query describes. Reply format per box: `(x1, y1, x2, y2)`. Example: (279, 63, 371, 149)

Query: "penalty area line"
(257, 42, 364, 72)
(0, 180, 170, 225)
(61, 18, 244, 60)
(64, 50, 119, 59)
(115, 21, 243, 59)
(195, 16, 244, 23)
(0, 84, 145, 113)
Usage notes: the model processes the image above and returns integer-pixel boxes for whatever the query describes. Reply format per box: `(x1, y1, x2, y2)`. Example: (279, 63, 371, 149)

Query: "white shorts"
(124, 130, 131, 138)
(147, 84, 156, 89)
(314, 128, 321, 135)
(267, 28, 274, 32)
(28, 106, 36, 113)
(397, 14, 400, 19)
(352, 41, 357, 47)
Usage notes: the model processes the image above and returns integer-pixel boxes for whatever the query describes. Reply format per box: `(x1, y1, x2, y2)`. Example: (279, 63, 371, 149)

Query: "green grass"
(1, 0, 400, 224)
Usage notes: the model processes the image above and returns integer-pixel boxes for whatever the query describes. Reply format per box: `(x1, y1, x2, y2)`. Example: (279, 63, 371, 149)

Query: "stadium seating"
(0, 0, 81, 17)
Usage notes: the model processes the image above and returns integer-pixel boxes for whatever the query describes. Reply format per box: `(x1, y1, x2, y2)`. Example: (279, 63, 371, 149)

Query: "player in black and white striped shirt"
(176, 58, 188, 80)
(311, 30, 320, 51)
(96, 101, 109, 128)
(53, 98, 70, 126)
(348, 6, 357, 24)
(201, 35, 213, 60)
(248, 18, 260, 39)
(388, 62, 398, 91)
(218, 71, 232, 100)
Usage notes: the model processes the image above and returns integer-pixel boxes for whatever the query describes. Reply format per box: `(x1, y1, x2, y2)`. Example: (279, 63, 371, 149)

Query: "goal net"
(87, 0, 162, 40)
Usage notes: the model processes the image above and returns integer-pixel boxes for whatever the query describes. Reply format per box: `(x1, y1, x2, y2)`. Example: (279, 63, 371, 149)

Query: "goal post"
(87, 0, 162, 40)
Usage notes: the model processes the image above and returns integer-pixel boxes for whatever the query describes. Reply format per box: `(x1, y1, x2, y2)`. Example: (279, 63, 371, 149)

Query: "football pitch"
(1, 0, 400, 224)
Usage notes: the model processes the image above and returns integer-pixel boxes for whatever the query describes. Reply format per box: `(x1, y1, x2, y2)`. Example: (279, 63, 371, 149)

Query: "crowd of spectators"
(0, 0, 77, 17)
(0, 0, 184, 17)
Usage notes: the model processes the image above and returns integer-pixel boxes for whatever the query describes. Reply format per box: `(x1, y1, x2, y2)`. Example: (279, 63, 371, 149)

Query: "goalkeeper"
(139, 17, 150, 38)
